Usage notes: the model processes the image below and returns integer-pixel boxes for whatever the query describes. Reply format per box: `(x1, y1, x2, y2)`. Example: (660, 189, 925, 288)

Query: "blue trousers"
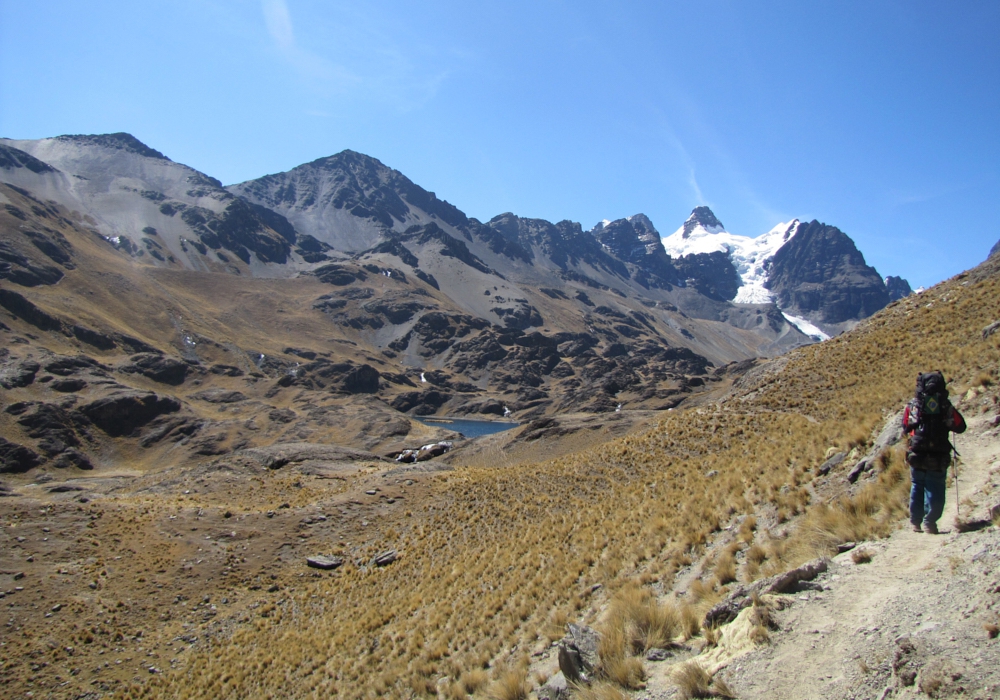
(909, 466, 948, 528)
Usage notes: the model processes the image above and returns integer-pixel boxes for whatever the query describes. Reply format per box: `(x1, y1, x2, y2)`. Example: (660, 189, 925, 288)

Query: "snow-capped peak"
(662, 211, 800, 305)
(681, 206, 726, 238)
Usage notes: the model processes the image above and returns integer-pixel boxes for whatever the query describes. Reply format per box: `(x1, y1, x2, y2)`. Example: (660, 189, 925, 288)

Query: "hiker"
(903, 371, 966, 534)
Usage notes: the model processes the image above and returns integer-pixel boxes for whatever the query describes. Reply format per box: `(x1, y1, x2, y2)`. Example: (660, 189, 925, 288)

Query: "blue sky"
(1, 1, 997, 289)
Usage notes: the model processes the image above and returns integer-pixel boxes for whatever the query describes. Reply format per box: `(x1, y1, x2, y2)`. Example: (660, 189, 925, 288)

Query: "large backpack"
(907, 371, 952, 455)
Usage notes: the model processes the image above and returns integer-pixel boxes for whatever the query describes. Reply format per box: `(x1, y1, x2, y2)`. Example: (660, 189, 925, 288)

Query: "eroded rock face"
(592, 214, 680, 289)
(766, 220, 890, 324)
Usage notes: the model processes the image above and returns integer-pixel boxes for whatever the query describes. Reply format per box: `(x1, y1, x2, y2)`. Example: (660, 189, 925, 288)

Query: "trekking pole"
(953, 434, 961, 520)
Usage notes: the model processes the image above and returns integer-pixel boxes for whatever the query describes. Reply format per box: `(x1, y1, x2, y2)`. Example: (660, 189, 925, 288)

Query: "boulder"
(557, 623, 601, 685)
(818, 451, 846, 475)
(847, 459, 873, 484)
(78, 391, 182, 437)
(306, 555, 343, 570)
(371, 550, 397, 567)
(539, 671, 570, 700)
(704, 557, 829, 627)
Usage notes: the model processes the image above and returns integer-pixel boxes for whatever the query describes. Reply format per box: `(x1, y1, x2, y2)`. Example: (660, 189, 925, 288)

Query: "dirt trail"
(630, 413, 1000, 700)
(698, 415, 1000, 700)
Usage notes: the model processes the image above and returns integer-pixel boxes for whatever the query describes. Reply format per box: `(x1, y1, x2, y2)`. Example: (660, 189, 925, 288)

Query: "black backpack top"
(908, 371, 952, 455)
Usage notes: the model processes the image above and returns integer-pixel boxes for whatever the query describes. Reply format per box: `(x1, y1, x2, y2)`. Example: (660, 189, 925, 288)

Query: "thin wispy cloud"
(259, 0, 453, 112)
(260, 0, 359, 91)
(261, 0, 294, 51)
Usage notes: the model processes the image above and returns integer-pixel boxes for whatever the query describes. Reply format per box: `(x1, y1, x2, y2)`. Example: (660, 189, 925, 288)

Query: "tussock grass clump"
(487, 664, 529, 700)
(596, 623, 646, 688)
(673, 661, 736, 699)
(605, 584, 681, 653)
(573, 681, 630, 700)
(852, 548, 874, 564)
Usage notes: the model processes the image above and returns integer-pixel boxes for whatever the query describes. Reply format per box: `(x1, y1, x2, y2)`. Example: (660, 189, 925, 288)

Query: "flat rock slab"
(306, 556, 343, 570)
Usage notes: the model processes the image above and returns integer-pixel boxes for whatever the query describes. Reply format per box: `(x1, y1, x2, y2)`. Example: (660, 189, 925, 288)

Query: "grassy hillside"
(117, 259, 1000, 699)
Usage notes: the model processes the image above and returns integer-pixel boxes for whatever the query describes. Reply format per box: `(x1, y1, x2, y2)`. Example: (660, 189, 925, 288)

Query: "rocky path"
(640, 414, 1000, 700)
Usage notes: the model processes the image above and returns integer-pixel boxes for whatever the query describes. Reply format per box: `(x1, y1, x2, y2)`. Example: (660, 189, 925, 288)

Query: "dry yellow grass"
(124, 261, 1000, 699)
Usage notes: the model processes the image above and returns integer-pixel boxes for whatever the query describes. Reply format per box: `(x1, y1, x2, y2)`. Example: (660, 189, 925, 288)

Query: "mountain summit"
(681, 205, 726, 237)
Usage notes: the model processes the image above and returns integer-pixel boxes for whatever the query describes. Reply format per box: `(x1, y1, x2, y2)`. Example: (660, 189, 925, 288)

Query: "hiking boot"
(912, 523, 923, 533)
(924, 522, 939, 535)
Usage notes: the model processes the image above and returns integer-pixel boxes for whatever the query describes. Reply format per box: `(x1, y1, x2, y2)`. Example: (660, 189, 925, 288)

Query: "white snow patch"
(420, 372, 427, 383)
(782, 312, 831, 341)
(663, 219, 800, 306)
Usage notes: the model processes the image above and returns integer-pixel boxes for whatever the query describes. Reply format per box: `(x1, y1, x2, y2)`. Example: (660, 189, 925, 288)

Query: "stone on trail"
(818, 451, 846, 475)
(306, 555, 343, 570)
(704, 557, 829, 627)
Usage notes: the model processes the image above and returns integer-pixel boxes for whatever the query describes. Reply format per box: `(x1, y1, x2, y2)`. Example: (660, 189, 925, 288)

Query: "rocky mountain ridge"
(0, 132, 915, 478)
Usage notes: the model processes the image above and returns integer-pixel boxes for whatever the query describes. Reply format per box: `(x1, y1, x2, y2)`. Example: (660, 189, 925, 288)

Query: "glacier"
(661, 215, 800, 305)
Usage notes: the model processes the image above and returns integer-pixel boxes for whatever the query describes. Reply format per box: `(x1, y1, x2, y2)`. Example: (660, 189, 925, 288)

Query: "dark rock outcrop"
(0, 357, 40, 389)
(191, 389, 247, 403)
(673, 250, 741, 301)
(0, 241, 64, 287)
(0, 437, 43, 473)
(44, 355, 105, 376)
(277, 360, 380, 394)
(0, 143, 58, 173)
(13, 402, 87, 456)
(118, 353, 191, 385)
(0, 288, 64, 331)
(78, 392, 182, 437)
